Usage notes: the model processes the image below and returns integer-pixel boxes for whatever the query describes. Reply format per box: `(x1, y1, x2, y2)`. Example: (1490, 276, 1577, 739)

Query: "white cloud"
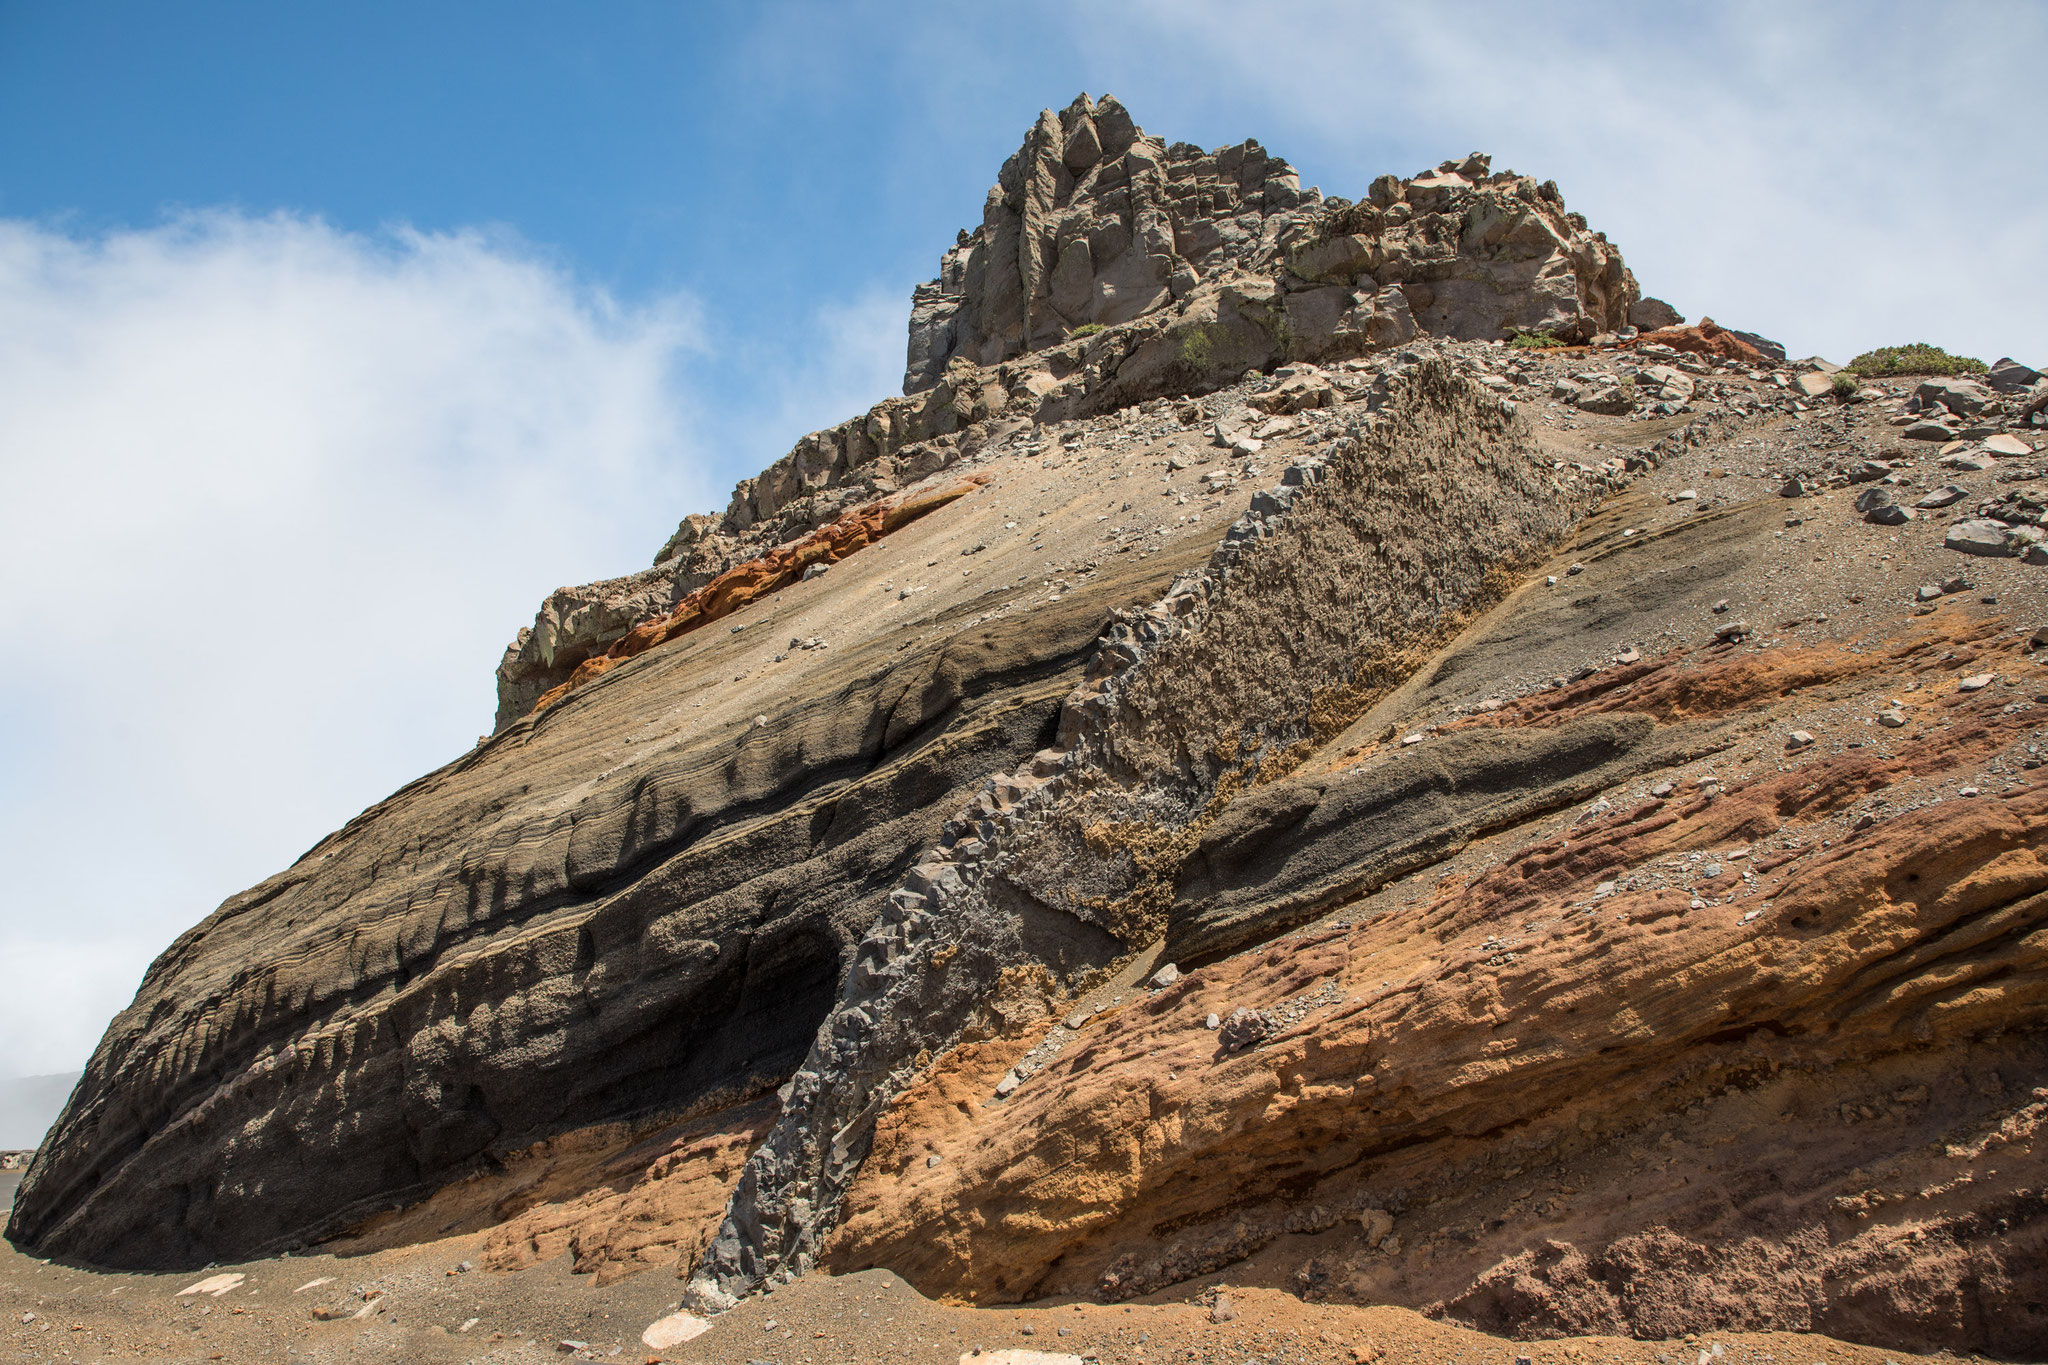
(1082, 0, 2048, 366)
(0, 211, 710, 1077)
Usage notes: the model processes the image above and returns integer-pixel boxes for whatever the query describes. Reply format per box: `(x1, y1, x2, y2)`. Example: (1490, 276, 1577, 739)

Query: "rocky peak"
(904, 93, 1304, 392)
(905, 94, 1638, 394)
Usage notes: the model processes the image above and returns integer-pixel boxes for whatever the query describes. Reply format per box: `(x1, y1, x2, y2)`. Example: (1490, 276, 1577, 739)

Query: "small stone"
(1940, 576, 1972, 594)
(1209, 1294, 1237, 1324)
(1401, 732, 1425, 746)
(1714, 621, 1749, 642)
(1903, 419, 1958, 442)
(1915, 484, 1969, 509)
(1063, 1009, 1091, 1030)
(1846, 459, 1893, 482)
(1787, 730, 1815, 749)
(2030, 626, 2048, 649)
(176, 1274, 246, 1298)
(1958, 673, 1994, 692)
(1983, 433, 2032, 457)
(927, 1154, 944, 1168)
(642, 1310, 713, 1350)
(1711, 599, 1730, 614)
(557, 1342, 589, 1355)
(1865, 503, 1912, 525)
(1150, 962, 1182, 988)
(994, 1071, 1021, 1098)
(1778, 477, 1809, 498)
(1877, 709, 1909, 728)
(1690, 898, 1707, 911)
(1960, 786, 1980, 797)
(1916, 585, 1944, 602)
(1218, 1006, 1275, 1050)
(1651, 781, 1676, 798)
(1205, 1012, 1221, 1030)
(1567, 562, 1585, 576)
(1616, 647, 1641, 664)
(801, 562, 829, 581)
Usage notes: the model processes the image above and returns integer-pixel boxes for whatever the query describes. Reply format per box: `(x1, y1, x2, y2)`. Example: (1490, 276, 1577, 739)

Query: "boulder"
(1946, 519, 2015, 556)
(903, 97, 1638, 392)
(1722, 327, 1786, 364)
(1988, 357, 2042, 393)
(1916, 378, 1993, 418)
(1575, 385, 1636, 416)
(1629, 296, 1683, 331)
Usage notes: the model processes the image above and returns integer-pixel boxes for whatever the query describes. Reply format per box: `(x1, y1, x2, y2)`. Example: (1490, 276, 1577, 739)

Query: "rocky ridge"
(496, 93, 1642, 729)
(12, 95, 2048, 1358)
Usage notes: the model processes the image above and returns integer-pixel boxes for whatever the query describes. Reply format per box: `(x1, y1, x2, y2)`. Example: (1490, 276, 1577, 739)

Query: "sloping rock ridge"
(495, 93, 1639, 730)
(14, 95, 2048, 1357)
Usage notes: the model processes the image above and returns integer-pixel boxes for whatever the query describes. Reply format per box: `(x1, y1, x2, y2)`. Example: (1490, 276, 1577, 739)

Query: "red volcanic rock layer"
(528, 480, 984, 716)
(1631, 317, 1768, 364)
(824, 629, 2048, 1354)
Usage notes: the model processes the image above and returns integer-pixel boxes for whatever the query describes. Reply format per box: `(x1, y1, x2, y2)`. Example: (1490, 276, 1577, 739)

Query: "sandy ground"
(2, 1163, 1988, 1365)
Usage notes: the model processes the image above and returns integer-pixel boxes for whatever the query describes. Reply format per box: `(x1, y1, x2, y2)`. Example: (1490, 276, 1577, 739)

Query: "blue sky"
(2, 1, 2044, 1095)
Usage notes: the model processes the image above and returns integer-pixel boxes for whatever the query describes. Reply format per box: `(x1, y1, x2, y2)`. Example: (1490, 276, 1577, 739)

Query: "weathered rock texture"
(905, 94, 1638, 392)
(16, 92, 2046, 1360)
(824, 619, 2048, 1356)
(688, 360, 1599, 1307)
(8, 488, 1219, 1270)
(495, 95, 1640, 727)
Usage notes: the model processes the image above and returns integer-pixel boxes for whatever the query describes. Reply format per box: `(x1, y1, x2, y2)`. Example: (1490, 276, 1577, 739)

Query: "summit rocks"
(906, 94, 1637, 394)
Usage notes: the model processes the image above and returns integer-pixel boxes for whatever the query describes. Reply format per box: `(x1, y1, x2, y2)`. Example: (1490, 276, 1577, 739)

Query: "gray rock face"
(1629, 296, 1683, 331)
(1989, 357, 2042, 393)
(903, 94, 1638, 393)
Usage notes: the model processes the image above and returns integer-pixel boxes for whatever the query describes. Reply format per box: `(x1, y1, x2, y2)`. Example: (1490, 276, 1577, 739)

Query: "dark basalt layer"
(7, 545, 1199, 1269)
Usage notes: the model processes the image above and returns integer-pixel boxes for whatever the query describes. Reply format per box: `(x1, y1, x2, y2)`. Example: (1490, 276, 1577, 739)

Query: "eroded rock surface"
(14, 91, 2048, 1360)
(495, 95, 1642, 726)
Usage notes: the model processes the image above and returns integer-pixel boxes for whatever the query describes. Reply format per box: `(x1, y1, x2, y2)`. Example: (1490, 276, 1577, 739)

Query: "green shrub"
(1070, 323, 1104, 338)
(1830, 372, 1857, 397)
(1844, 343, 1987, 378)
(1507, 330, 1565, 350)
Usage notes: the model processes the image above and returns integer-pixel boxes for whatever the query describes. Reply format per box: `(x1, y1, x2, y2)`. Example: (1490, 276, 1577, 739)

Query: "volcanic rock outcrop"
(496, 94, 1639, 726)
(14, 95, 2048, 1357)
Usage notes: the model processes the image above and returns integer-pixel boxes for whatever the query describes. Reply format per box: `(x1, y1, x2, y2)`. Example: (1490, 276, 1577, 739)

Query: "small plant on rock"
(1845, 343, 1987, 378)
(1070, 323, 1104, 338)
(1831, 372, 1858, 397)
(1507, 330, 1565, 350)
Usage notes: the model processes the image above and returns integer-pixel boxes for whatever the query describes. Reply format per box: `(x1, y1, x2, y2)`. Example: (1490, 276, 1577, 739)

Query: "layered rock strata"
(19, 88, 2046, 1359)
(687, 358, 1600, 1306)
(824, 611, 2048, 1355)
(7, 472, 1230, 1270)
(496, 94, 1640, 728)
